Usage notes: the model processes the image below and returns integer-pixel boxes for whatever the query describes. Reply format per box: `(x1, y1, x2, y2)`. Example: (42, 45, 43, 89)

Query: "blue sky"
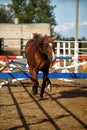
(52, 0, 87, 38)
(0, 0, 87, 38)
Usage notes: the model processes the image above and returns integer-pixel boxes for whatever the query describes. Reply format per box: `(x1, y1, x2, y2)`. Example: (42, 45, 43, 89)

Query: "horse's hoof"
(40, 93, 43, 99)
(32, 86, 38, 95)
(47, 83, 52, 91)
(39, 96, 43, 101)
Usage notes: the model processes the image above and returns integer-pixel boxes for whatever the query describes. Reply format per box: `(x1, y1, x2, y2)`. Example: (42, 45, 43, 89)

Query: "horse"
(25, 33, 58, 98)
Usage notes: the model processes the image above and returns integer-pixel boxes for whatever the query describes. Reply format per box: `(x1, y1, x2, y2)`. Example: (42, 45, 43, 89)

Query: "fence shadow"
(58, 88, 87, 98)
(45, 91, 87, 129)
(7, 85, 30, 130)
(4, 81, 87, 130)
(22, 85, 61, 130)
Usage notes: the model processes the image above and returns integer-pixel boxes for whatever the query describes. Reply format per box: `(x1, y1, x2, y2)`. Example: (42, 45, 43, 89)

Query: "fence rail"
(0, 38, 87, 57)
(0, 38, 87, 88)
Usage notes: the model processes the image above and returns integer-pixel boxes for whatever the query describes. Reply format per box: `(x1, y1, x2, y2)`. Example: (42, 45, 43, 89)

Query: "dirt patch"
(0, 79, 87, 130)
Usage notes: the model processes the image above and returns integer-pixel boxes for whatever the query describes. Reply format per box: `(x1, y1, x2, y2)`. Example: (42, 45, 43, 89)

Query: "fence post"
(63, 42, 67, 69)
(0, 38, 4, 55)
(74, 41, 79, 72)
(20, 38, 24, 55)
(56, 42, 61, 67)
(68, 42, 71, 56)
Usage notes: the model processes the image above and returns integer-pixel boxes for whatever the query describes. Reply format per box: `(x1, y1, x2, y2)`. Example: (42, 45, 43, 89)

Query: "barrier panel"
(0, 72, 87, 79)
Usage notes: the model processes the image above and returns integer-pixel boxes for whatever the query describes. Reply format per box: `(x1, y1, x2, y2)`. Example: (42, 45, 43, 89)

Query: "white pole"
(63, 42, 66, 68)
(57, 42, 61, 67)
(68, 42, 71, 56)
(74, 0, 79, 72)
(57, 42, 60, 56)
(75, 0, 79, 41)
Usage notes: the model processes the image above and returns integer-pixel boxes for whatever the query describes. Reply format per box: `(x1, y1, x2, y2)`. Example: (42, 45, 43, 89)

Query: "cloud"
(54, 21, 87, 38)
(82, 21, 87, 26)
(54, 22, 75, 32)
(54, 21, 87, 33)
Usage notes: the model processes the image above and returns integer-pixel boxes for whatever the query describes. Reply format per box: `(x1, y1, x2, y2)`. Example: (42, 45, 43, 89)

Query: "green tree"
(0, 7, 13, 23)
(10, 0, 56, 34)
(10, 0, 26, 22)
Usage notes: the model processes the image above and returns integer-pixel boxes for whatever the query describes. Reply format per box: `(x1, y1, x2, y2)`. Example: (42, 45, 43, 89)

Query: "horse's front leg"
(30, 68, 38, 95)
(40, 72, 48, 98)
(46, 77, 52, 91)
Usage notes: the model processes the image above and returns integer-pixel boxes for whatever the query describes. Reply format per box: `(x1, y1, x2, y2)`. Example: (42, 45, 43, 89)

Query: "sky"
(0, 0, 87, 39)
(52, 0, 87, 38)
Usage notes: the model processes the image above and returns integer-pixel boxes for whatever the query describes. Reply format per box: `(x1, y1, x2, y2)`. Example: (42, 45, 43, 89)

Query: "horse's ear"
(43, 35, 58, 43)
(33, 33, 42, 39)
(43, 35, 48, 41)
(47, 36, 58, 43)
(43, 35, 50, 43)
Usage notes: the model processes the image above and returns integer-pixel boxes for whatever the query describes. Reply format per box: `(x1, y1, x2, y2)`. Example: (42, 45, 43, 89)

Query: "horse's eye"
(45, 44, 49, 48)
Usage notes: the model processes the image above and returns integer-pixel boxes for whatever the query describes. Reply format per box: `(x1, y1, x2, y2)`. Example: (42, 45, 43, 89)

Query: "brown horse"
(25, 33, 58, 98)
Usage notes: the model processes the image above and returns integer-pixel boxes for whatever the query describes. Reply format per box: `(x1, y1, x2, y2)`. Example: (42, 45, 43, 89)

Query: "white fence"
(54, 40, 87, 72)
(0, 38, 87, 72)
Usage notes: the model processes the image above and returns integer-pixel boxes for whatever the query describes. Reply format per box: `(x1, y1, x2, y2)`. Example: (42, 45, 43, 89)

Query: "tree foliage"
(0, 7, 13, 23)
(10, 0, 56, 33)
(10, 0, 26, 22)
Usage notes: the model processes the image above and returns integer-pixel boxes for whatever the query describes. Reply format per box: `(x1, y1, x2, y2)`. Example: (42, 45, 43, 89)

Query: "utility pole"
(74, 0, 79, 72)
(75, 0, 79, 41)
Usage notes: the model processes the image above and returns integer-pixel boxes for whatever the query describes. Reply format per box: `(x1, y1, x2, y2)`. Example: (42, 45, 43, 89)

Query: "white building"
(0, 23, 50, 55)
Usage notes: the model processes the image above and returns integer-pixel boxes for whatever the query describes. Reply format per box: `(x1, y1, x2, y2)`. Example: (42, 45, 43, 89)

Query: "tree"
(10, 0, 26, 22)
(0, 7, 13, 23)
(10, 0, 56, 34)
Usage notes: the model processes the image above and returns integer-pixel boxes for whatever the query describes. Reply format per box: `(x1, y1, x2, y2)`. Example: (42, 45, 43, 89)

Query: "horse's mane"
(32, 33, 44, 45)
(33, 33, 42, 39)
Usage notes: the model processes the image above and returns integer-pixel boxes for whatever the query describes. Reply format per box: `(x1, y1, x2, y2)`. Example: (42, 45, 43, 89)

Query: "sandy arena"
(0, 79, 87, 130)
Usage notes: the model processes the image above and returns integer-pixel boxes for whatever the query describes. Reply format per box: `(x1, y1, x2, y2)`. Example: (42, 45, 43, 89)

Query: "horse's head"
(40, 35, 58, 62)
(29, 33, 58, 63)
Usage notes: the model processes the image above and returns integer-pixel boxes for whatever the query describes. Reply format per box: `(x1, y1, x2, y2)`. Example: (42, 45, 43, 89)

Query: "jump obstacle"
(0, 40, 87, 88)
